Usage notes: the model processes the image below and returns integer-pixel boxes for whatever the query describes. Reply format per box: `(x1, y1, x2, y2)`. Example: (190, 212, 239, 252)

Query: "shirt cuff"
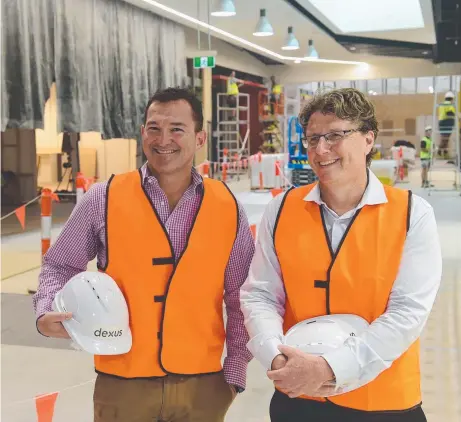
(322, 346, 360, 388)
(35, 314, 48, 337)
(247, 336, 284, 371)
(35, 300, 53, 319)
(223, 356, 248, 391)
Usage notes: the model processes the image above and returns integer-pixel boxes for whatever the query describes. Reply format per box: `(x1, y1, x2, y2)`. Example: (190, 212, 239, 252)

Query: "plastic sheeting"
(1, 0, 55, 131)
(1, 0, 187, 139)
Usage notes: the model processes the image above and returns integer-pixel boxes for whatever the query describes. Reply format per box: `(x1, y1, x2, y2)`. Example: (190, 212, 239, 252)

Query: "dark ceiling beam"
(431, 0, 461, 63)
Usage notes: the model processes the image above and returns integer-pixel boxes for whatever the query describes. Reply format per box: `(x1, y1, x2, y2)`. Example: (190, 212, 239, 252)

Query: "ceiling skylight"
(309, 0, 425, 33)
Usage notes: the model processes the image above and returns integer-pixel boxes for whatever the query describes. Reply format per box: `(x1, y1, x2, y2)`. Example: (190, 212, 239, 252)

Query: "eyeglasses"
(302, 129, 359, 149)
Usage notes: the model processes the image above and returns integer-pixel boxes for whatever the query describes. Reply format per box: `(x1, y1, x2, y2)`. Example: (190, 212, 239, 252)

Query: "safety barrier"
(1, 160, 286, 284)
(40, 189, 52, 257)
(2, 377, 96, 421)
(1, 174, 92, 283)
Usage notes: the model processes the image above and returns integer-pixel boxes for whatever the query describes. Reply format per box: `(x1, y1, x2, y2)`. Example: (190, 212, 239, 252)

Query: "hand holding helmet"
(37, 312, 73, 338)
(268, 344, 335, 398)
(51, 271, 132, 355)
(276, 314, 370, 397)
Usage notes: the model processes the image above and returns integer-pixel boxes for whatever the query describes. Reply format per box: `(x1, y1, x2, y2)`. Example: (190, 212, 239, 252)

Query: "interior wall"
(272, 58, 461, 84)
(82, 137, 137, 181)
(35, 83, 137, 188)
(239, 85, 264, 155)
(35, 84, 63, 154)
(195, 67, 212, 165)
(371, 94, 457, 154)
(184, 27, 270, 78)
(1, 128, 37, 205)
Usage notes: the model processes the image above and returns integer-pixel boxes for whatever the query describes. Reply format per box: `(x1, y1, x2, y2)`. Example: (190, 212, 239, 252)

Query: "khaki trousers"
(93, 371, 237, 422)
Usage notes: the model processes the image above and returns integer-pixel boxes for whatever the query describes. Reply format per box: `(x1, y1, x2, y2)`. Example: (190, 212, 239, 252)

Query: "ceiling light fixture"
(253, 9, 274, 37)
(306, 39, 319, 58)
(282, 26, 300, 50)
(139, 0, 367, 65)
(211, 0, 236, 17)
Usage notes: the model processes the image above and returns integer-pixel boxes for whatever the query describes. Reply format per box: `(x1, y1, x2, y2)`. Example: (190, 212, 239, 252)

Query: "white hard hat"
(445, 91, 454, 99)
(52, 271, 132, 355)
(285, 314, 370, 396)
(425, 125, 432, 131)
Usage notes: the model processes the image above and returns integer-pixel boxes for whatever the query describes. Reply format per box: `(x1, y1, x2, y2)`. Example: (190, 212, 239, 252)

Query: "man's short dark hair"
(143, 87, 204, 132)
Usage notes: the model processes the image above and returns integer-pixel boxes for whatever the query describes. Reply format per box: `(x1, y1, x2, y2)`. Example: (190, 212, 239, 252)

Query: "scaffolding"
(216, 93, 250, 174)
(427, 82, 460, 196)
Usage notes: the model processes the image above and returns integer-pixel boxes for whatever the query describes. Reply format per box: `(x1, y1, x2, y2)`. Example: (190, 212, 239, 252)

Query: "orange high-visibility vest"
(274, 183, 421, 412)
(94, 170, 238, 378)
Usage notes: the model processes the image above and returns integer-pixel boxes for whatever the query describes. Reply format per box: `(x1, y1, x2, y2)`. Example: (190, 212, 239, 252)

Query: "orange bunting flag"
(271, 188, 283, 198)
(250, 224, 256, 239)
(14, 205, 26, 230)
(51, 193, 60, 202)
(35, 392, 58, 422)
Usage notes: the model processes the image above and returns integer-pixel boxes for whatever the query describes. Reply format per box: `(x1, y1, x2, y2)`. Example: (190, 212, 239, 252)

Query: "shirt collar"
(303, 169, 387, 210)
(140, 162, 203, 192)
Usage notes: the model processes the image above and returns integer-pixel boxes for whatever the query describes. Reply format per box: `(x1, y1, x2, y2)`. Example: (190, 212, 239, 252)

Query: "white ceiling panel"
(123, 0, 436, 66)
(309, 0, 425, 33)
(296, 0, 436, 43)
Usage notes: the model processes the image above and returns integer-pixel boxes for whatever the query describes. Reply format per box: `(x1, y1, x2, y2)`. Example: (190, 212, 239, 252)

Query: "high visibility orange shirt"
(274, 183, 421, 412)
(94, 170, 238, 378)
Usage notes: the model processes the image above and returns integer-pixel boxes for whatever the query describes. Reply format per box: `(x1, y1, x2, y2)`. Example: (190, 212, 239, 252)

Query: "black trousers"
(270, 390, 427, 422)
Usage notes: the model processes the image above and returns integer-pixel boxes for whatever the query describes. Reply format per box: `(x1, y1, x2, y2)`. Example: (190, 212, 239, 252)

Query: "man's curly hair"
(299, 88, 378, 167)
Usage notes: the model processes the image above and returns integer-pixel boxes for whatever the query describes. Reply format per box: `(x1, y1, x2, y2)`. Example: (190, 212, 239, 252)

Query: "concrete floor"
(1, 170, 460, 421)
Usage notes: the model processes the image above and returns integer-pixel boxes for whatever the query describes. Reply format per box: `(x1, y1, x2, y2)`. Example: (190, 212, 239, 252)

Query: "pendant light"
(253, 9, 274, 36)
(282, 26, 299, 50)
(306, 39, 319, 58)
(211, 0, 236, 17)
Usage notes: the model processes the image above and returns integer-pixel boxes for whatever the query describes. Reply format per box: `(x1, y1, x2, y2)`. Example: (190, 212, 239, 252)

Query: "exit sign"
(193, 56, 216, 69)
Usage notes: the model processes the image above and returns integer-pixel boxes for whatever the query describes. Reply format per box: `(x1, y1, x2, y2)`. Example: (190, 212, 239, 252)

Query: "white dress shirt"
(240, 170, 442, 388)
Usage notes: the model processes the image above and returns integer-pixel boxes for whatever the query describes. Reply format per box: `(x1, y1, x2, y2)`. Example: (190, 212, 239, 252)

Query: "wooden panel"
(382, 120, 393, 129)
(405, 118, 416, 136)
(79, 147, 97, 179)
(1, 128, 38, 202)
(19, 130, 37, 174)
(2, 146, 18, 172)
(381, 120, 394, 135)
(1, 128, 18, 146)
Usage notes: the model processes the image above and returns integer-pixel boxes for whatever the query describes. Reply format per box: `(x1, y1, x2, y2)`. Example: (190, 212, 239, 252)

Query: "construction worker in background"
(270, 75, 282, 116)
(227, 70, 244, 108)
(437, 91, 456, 159)
(241, 88, 442, 422)
(33, 87, 255, 422)
(420, 125, 433, 188)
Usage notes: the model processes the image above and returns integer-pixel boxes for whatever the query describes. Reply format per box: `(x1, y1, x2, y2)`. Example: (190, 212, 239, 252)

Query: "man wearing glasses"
(241, 88, 442, 421)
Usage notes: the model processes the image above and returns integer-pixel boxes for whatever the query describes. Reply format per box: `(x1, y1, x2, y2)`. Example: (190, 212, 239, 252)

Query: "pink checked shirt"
(33, 164, 255, 390)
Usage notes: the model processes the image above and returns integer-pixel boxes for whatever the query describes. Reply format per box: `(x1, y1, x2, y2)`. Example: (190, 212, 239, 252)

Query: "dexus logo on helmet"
(94, 328, 124, 338)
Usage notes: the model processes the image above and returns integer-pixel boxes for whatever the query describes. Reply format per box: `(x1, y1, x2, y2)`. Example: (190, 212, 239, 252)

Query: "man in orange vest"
(241, 88, 442, 421)
(34, 88, 255, 421)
